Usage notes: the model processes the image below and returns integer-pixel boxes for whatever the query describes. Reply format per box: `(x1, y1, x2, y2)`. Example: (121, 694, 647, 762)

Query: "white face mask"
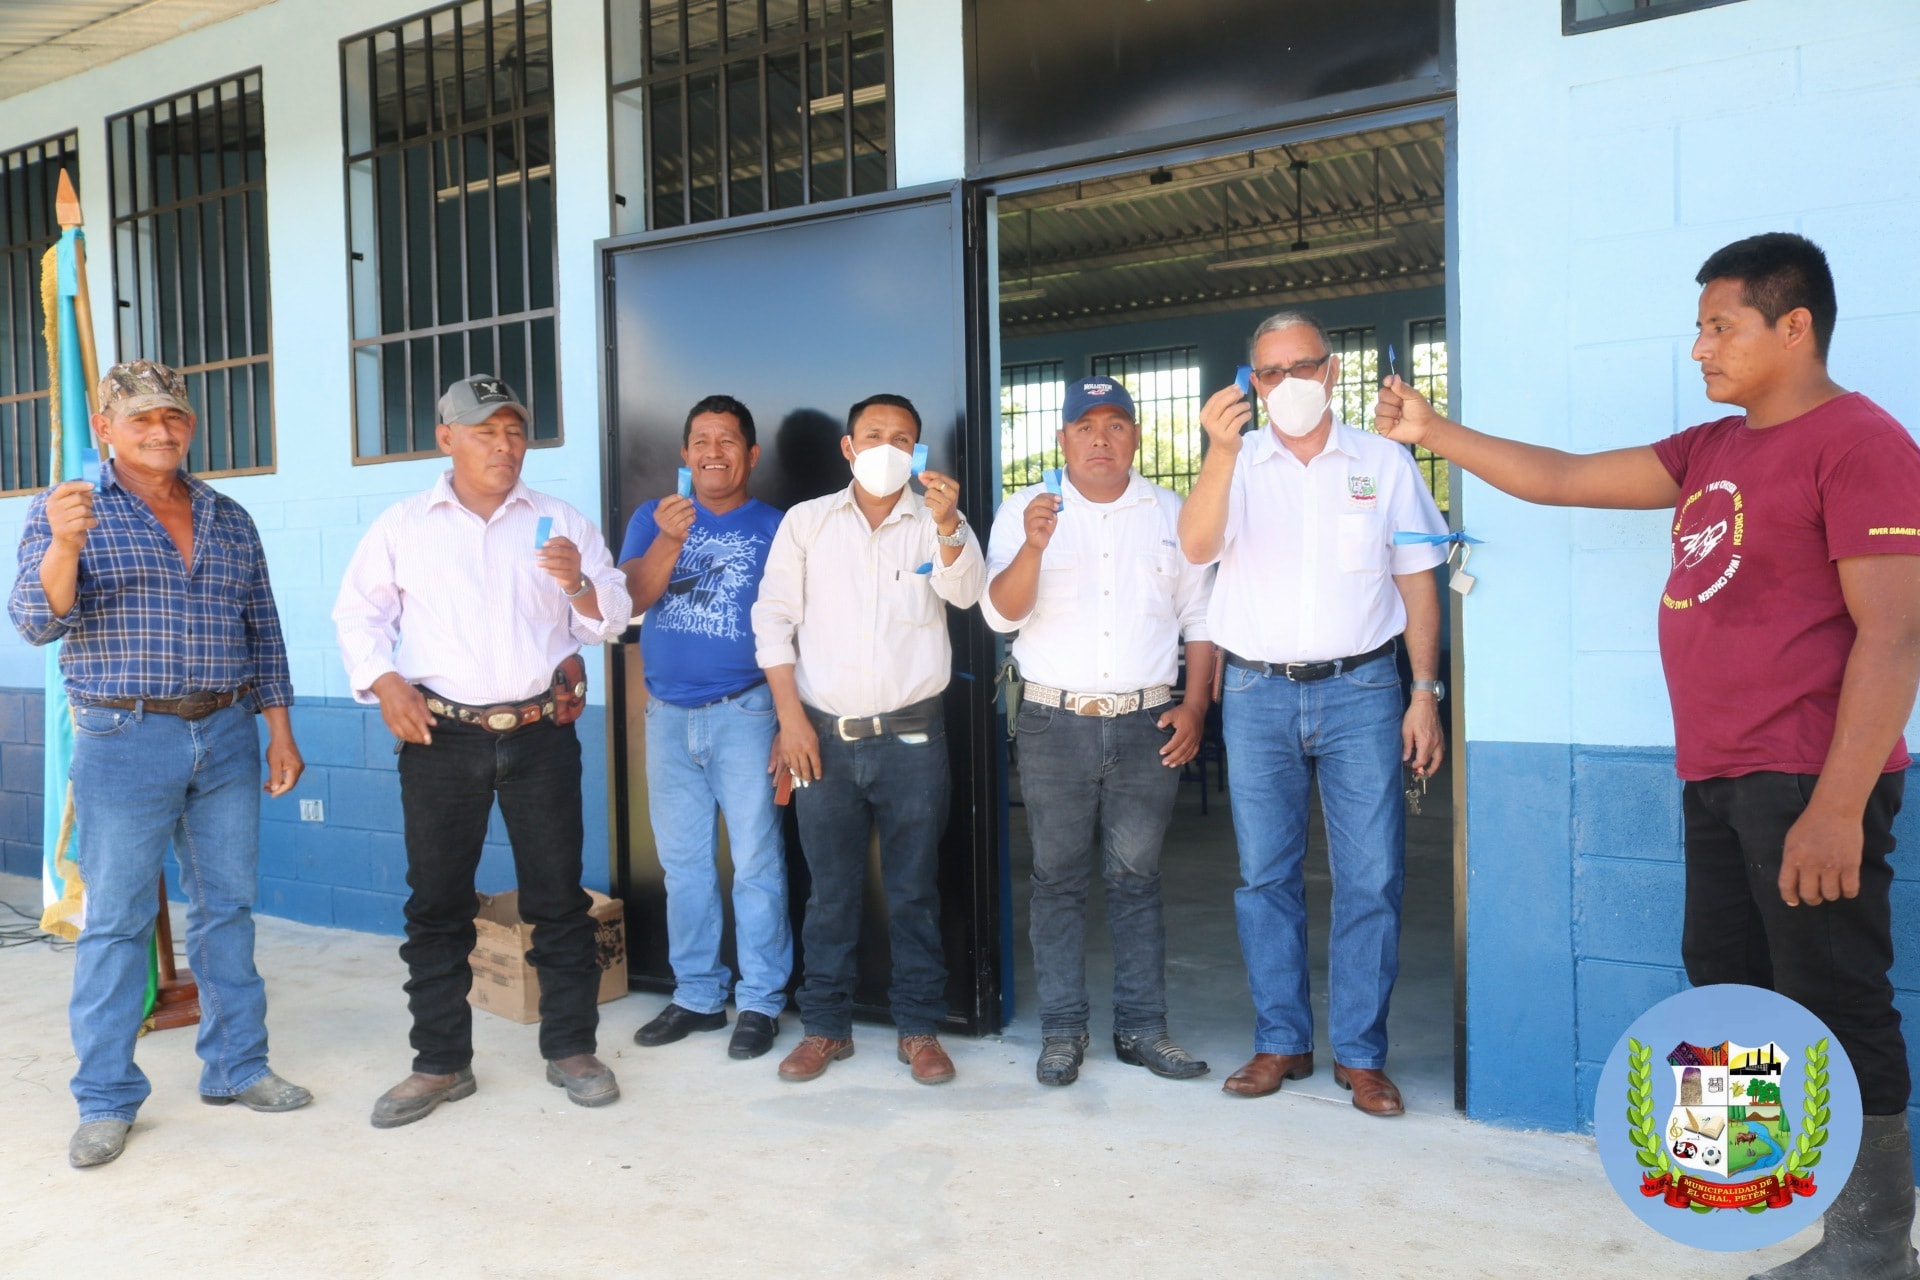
(1264, 368, 1332, 438)
(850, 440, 914, 497)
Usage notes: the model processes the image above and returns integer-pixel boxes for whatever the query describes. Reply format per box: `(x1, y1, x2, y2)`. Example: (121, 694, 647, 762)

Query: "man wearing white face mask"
(1177, 311, 1447, 1118)
(751, 393, 985, 1086)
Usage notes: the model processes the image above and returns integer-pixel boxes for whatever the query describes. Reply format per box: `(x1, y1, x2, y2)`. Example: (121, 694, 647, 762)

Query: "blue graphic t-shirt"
(620, 497, 783, 707)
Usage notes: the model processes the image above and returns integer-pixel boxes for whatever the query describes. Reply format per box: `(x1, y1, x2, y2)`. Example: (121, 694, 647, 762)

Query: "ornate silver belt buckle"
(485, 708, 521, 731)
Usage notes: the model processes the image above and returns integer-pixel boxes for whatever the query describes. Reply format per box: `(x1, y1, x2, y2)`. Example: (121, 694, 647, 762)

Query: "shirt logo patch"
(1348, 475, 1377, 507)
(1663, 480, 1744, 610)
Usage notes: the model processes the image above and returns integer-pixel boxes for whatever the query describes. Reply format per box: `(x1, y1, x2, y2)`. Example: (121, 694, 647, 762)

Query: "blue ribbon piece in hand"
(1392, 530, 1482, 546)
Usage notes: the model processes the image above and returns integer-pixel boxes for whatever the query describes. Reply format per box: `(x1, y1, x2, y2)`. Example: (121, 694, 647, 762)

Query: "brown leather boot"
(1334, 1063, 1405, 1116)
(778, 1035, 854, 1082)
(897, 1035, 956, 1085)
(1222, 1052, 1313, 1098)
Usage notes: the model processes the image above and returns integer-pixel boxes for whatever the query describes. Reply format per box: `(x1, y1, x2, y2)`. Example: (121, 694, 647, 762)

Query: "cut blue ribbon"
(1392, 530, 1482, 546)
(915, 562, 934, 575)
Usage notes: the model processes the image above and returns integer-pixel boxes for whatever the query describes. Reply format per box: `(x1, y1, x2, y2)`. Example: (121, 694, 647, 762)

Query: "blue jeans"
(644, 683, 792, 1018)
(67, 701, 272, 1122)
(1016, 703, 1180, 1038)
(792, 714, 950, 1040)
(1222, 653, 1406, 1069)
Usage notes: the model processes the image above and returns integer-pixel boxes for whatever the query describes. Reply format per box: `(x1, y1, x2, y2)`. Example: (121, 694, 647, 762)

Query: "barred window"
(999, 359, 1063, 498)
(109, 73, 273, 477)
(608, 0, 891, 234)
(343, 0, 558, 461)
(1409, 316, 1449, 510)
(1090, 346, 1202, 495)
(1327, 325, 1378, 433)
(0, 132, 76, 496)
(1565, 0, 1747, 35)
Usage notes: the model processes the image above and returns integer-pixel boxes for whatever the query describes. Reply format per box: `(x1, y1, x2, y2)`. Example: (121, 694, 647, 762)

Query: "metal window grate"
(0, 131, 76, 496)
(1327, 325, 1378, 433)
(608, 0, 891, 233)
(1409, 316, 1449, 510)
(109, 73, 274, 477)
(1090, 346, 1201, 495)
(1565, 0, 1748, 36)
(999, 359, 1062, 498)
(342, 0, 560, 461)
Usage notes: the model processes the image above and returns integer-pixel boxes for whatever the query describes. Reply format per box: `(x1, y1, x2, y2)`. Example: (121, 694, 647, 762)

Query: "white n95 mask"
(851, 441, 914, 497)
(1265, 371, 1332, 438)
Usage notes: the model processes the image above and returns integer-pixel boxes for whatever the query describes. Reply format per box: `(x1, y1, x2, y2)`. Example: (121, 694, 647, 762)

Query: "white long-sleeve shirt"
(333, 471, 632, 705)
(981, 471, 1212, 693)
(751, 484, 984, 719)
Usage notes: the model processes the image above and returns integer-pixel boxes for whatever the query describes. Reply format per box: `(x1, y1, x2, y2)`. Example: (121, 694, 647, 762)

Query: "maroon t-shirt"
(1652, 393, 1920, 781)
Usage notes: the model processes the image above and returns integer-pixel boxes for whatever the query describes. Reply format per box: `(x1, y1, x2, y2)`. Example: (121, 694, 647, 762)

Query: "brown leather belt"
(807, 694, 943, 742)
(421, 656, 588, 734)
(82, 686, 251, 721)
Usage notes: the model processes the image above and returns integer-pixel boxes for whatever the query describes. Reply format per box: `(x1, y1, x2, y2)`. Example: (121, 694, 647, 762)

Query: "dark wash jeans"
(397, 717, 600, 1073)
(1016, 702, 1180, 1038)
(1682, 770, 1909, 1115)
(792, 714, 950, 1040)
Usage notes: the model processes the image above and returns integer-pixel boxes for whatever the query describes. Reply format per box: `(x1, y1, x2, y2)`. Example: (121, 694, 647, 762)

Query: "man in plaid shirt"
(9, 360, 309, 1169)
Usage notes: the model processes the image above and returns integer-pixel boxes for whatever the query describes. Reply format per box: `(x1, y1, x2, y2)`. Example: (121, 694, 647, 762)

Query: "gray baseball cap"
(437, 374, 531, 427)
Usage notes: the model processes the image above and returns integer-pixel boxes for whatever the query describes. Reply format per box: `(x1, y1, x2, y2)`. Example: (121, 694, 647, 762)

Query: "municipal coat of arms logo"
(1637, 1038, 1816, 1207)
(1598, 985, 1860, 1250)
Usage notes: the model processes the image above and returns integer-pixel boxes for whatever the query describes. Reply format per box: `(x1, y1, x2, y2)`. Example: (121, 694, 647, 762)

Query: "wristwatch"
(1412, 679, 1445, 700)
(564, 576, 592, 599)
(934, 518, 969, 548)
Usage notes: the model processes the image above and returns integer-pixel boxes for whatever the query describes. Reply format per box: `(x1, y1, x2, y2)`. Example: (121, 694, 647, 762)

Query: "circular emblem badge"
(1595, 984, 1861, 1250)
(1663, 480, 1744, 611)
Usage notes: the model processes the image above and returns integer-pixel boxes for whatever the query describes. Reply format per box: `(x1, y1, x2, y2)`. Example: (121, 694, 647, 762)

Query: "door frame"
(594, 182, 1008, 1033)
(967, 97, 1467, 1104)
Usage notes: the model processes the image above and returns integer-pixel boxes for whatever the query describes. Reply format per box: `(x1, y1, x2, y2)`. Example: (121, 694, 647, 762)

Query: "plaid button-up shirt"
(8, 462, 294, 708)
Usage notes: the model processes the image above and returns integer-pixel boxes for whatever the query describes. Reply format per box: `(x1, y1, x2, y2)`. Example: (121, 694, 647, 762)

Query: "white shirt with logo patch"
(1204, 420, 1447, 664)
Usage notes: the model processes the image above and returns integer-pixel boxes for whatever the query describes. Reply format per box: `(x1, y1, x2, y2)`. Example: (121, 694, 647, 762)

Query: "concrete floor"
(0, 780, 1821, 1280)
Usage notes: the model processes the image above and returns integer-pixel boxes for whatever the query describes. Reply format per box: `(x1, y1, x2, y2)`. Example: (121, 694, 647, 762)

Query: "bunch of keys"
(1405, 769, 1428, 817)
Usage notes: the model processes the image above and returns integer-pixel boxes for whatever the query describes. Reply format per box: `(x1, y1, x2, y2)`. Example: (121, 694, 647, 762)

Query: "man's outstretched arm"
(1375, 377, 1681, 511)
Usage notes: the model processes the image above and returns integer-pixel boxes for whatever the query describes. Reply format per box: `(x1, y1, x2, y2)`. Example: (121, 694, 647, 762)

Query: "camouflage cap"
(98, 360, 193, 418)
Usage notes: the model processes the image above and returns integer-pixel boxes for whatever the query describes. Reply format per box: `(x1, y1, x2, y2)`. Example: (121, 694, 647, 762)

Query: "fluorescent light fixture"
(810, 84, 887, 115)
(1052, 167, 1278, 212)
(1206, 235, 1398, 271)
(998, 286, 1048, 303)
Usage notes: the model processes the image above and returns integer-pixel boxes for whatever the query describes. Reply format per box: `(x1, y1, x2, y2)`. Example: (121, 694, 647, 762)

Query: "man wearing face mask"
(751, 393, 985, 1085)
(1177, 312, 1447, 1118)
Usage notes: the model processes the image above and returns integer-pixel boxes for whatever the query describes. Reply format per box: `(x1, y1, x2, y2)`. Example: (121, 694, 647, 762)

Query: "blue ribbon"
(1393, 530, 1482, 546)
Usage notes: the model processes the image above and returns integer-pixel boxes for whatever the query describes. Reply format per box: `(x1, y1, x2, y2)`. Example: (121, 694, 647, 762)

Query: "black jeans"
(397, 717, 599, 1073)
(1016, 703, 1180, 1038)
(1682, 770, 1909, 1114)
(792, 714, 950, 1040)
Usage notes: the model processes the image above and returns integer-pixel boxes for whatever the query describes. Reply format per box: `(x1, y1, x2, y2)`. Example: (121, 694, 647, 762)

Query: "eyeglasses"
(1251, 354, 1333, 384)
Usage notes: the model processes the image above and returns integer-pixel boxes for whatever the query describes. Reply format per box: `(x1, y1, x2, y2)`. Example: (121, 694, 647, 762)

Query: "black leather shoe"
(1114, 1030, 1210, 1080)
(728, 1011, 779, 1060)
(634, 1002, 727, 1046)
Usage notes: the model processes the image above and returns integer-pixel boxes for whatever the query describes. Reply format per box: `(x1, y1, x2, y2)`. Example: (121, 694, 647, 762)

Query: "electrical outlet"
(299, 799, 324, 822)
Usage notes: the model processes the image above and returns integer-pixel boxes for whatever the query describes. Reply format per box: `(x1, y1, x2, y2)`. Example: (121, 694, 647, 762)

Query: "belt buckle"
(834, 715, 866, 742)
(484, 706, 521, 732)
(175, 690, 218, 720)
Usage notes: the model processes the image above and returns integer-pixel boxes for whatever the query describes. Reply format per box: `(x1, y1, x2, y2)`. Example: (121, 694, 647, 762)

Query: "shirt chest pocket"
(1132, 546, 1182, 616)
(885, 566, 943, 629)
(1037, 552, 1080, 605)
(1336, 512, 1389, 575)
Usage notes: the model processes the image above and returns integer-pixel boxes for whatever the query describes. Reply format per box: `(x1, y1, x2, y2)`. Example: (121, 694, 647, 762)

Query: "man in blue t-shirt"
(619, 395, 790, 1060)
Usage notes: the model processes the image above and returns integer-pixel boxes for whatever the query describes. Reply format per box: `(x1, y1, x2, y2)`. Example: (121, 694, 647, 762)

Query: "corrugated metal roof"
(0, 1, 282, 102)
(1000, 119, 1445, 335)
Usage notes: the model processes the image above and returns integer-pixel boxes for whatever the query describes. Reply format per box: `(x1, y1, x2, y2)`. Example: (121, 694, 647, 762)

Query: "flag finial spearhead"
(55, 168, 81, 229)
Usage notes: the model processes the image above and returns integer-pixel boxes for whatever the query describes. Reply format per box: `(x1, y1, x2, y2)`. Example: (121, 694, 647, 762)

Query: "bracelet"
(564, 577, 592, 600)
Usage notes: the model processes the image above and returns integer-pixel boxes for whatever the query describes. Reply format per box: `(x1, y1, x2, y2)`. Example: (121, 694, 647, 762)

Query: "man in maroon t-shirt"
(1377, 233, 1920, 1280)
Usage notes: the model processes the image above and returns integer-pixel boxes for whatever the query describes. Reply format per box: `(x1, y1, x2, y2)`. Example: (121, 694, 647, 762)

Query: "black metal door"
(599, 184, 1002, 1034)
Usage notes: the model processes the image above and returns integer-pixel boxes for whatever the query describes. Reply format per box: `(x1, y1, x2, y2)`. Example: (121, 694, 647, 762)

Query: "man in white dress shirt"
(751, 393, 985, 1085)
(983, 376, 1216, 1087)
(1178, 313, 1447, 1118)
(333, 375, 633, 1126)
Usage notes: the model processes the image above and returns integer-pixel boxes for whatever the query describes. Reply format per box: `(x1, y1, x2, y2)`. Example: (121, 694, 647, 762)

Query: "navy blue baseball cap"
(1062, 375, 1136, 426)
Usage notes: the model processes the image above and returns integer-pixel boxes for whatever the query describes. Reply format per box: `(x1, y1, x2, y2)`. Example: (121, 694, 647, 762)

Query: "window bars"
(0, 131, 77, 495)
(343, 0, 559, 460)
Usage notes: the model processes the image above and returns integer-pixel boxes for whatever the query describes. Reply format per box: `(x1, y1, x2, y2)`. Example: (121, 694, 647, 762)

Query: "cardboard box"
(467, 889, 628, 1024)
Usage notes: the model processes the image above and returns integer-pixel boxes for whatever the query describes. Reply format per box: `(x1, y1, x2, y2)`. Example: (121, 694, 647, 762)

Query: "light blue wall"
(1455, 0, 1920, 1133)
